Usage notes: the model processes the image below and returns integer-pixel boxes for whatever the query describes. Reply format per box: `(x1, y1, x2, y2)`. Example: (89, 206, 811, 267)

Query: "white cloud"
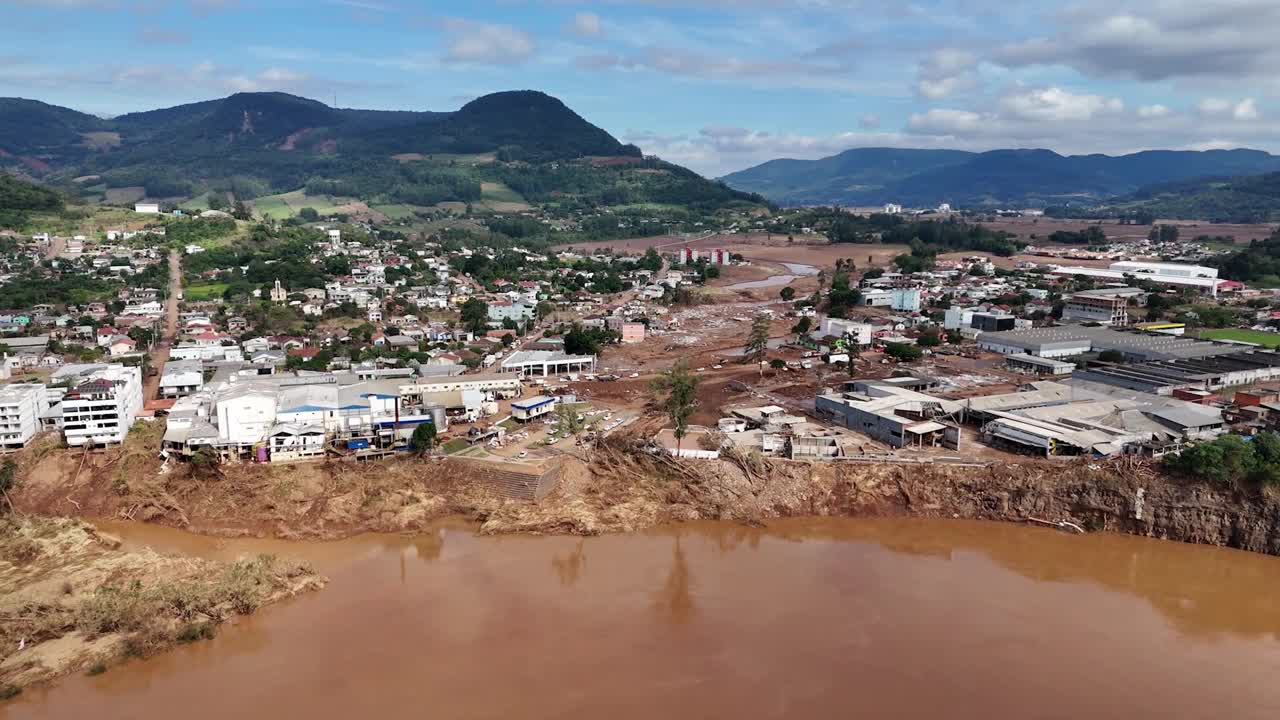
(438, 18, 536, 65)
(1198, 97, 1261, 121)
(999, 86, 1123, 122)
(1137, 104, 1170, 119)
(566, 11, 603, 38)
(996, 1, 1280, 81)
(914, 48, 978, 99)
(575, 46, 870, 93)
(859, 113, 880, 129)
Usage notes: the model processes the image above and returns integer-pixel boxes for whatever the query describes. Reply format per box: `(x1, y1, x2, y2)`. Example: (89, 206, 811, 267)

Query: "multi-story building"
(1062, 288, 1138, 326)
(0, 383, 50, 451)
(60, 365, 143, 446)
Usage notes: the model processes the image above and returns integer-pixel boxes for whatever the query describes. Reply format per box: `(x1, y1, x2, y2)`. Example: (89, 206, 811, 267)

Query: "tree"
(189, 446, 221, 479)
(769, 358, 787, 372)
(555, 403, 587, 445)
(791, 316, 812, 340)
(411, 422, 438, 456)
(779, 286, 796, 301)
(0, 459, 16, 513)
(640, 247, 662, 272)
(651, 360, 700, 456)
(744, 314, 771, 365)
(1097, 349, 1125, 363)
(916, 330, 941, 347)
(459, 298, 489, 335)
(883, 342, 923, 362)
(563, 324, 602, 355)
(299, 207, 320, 222)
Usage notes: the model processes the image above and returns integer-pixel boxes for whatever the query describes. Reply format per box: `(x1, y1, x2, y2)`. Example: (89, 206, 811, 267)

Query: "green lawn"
(441, 438, 470, 455)
(1200, 328, 1280, 348)
(184, 282, 229, 301)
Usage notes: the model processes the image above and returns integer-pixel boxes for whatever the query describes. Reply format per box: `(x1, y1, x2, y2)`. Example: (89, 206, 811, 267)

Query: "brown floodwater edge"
(6, 516, 1280, 719)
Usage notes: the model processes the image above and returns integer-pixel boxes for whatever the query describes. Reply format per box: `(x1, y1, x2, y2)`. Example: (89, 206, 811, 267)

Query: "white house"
(0, 383, 50, 451)
(159, 360, 204, 398)
(134, 202, 160, 214)
(59, 364, 144, 447)
(814, 318, 873, 346)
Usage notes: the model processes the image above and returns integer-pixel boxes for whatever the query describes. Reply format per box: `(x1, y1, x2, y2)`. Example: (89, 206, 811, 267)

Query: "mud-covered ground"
(12, 425, 1280, 557)
(0, 516, 323, 697)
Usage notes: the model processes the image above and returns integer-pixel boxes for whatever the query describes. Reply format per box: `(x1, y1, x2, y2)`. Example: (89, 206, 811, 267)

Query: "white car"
(712, 364, 722, 369)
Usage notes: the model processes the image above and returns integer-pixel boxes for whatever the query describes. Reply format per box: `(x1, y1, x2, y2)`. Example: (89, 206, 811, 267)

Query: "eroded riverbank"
(12, 436, 1280, 556)
(7, 517, 1280, 719)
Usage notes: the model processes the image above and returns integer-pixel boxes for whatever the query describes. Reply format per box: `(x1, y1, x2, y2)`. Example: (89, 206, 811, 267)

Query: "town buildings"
(0, 383, 50, 451)
(56, 364, 144, 447)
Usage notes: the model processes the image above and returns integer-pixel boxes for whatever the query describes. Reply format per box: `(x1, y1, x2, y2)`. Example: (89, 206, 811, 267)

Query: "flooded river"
(9, 518, 1280, 719)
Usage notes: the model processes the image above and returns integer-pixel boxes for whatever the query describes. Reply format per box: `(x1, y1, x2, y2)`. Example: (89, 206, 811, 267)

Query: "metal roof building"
(978, 326, 1244, 361)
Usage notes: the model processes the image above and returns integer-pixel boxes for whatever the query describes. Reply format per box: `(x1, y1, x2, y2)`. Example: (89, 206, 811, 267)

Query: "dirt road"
(43, 235, 66, 260)
(141, 249, 181, 401)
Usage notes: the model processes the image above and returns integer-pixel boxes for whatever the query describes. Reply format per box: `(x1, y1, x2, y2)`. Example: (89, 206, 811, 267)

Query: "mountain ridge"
(721, 146, 1280, 208)
(0, 90, 759, 218)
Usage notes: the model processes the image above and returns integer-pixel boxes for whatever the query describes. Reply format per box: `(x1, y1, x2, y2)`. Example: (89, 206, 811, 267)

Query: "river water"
(9, 518, 1280, 719)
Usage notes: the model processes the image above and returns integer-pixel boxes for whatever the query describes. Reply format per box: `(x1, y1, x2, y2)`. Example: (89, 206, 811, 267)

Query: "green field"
(1200, 328, 1280, 348)
(179, 193, 213, 212)
(480, 182, 526, 204)
(371, 203, 426, 220)
(253, 190, 350, 219)
(184, 282, 229, 301)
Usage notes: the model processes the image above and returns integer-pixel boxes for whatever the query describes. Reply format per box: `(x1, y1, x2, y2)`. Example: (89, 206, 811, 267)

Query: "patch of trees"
(562, 323, 618, 355)
(1210, 229, 1280, 286)
(0, 174, 63, 211)
(0, 273, 118, 309)
(164, 216, 236, 246)
(1047, 226, 1108, 246)
(1164, 433, 1280, 486)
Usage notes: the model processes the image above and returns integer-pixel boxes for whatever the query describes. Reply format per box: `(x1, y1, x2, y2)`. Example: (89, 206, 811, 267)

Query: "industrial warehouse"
(816, 378, 1225, 458)
(977, 325, 1249, 361)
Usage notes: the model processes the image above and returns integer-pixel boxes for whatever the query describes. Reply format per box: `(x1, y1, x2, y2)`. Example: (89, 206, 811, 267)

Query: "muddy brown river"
(8, 518, 1280, 719)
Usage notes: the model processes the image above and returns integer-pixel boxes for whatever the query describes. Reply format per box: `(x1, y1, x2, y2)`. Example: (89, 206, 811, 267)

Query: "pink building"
(621, 322, 646, 344)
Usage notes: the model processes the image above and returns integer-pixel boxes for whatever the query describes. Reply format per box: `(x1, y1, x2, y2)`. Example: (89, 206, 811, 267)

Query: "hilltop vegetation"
(1073, 172, 1280, 223)
(0, 173, 64, 229)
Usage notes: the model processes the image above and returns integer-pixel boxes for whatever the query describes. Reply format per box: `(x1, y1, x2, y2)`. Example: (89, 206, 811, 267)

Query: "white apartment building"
(60, 365, 144, 446)
(814, 317, 873, 346)
(0, 383, 50, 451)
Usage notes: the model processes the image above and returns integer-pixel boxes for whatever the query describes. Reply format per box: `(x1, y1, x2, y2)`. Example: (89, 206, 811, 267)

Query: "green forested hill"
(0, 90, 753, 218)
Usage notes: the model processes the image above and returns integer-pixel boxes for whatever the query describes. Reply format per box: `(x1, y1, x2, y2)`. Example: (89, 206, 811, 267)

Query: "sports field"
(1200, 328, 1280, 348)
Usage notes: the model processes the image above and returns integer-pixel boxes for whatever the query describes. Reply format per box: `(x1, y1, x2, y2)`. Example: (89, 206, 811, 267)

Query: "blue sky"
(2, 0, 1278, 176)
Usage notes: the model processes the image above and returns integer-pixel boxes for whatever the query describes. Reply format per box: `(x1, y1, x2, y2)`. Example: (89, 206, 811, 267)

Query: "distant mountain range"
(720, 147, 1280, 208)
(0, 90, 762, 216)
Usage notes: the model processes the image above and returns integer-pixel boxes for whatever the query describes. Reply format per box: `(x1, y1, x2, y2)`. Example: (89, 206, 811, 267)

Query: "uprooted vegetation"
(12, 428, 1280, 554)
(0, 516, 323, 695)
